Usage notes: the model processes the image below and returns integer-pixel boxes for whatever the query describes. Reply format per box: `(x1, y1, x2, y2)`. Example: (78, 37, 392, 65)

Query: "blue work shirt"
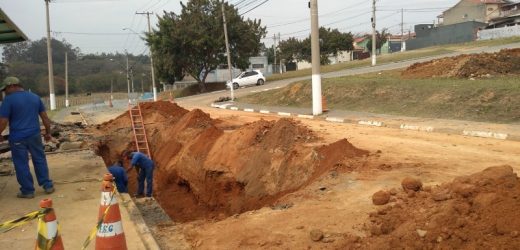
(108, 164, 128, 193)
(0, 91, 45, 141)
(130, 152, 154, 170)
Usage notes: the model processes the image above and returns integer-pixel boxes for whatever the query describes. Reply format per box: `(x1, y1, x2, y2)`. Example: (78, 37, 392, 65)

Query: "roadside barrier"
(2, 173, 130, 250)
(0, 206, 51, 234)
(92, 173, 127, 250)
(0, 199, 63, 250)
(36, 199, 64, 250)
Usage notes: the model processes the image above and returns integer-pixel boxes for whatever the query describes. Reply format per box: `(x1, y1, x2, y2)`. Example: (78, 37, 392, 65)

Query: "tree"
(278, 37, 304, 63)
(278, 28, 353, 65)
(148, 0, 266, 92)
(301, 27, 354, 64)
(366, 29, 389, 54)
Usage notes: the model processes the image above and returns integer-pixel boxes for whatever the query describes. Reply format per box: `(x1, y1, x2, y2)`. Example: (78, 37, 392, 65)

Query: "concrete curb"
(210, 103, 514, 141)
(120, 193, 161, 250)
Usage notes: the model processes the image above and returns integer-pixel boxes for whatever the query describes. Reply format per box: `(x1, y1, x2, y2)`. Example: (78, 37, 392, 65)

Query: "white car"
(227, 70, 266, 90)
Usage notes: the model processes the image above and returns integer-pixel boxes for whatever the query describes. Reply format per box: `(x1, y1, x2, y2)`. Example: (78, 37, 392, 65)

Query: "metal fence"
(41, 93, 128, 110)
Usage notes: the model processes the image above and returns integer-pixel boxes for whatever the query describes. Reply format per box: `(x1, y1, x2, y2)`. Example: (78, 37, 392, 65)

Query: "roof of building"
(0, 8, 28, 44)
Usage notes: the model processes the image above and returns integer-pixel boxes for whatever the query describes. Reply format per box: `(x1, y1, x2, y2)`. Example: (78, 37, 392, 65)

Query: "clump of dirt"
(93, 101, 368, 222)
(402, 48, 520, 79)
(348, 165, 520, 249)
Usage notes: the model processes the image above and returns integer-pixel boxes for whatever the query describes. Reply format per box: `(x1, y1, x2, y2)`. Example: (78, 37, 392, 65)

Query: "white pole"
(222, 0, 234, 101)
(45, 0, 56, 110)
(126, 52, 131, 103)
(310, 0, 322, 116)
(371, 0, 377, 66)
(65, 52, 69, 107)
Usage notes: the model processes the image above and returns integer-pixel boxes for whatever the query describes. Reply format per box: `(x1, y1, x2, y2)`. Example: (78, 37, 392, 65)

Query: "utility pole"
(371, 0, 377, 66)
(141, 78, 144, 94)
(45, 0, 56, 110)
(126, 51, 131, 103)
(401, 8, 405, 52)
(65, 52, 69, 107)
(136, 11, 158, 101)
(130, 68, 135, 94)
(273, 33, 277, 74)
(222, 0, 234, 101)
(278, 32, 281, 73)
(310, 0, 322, 115)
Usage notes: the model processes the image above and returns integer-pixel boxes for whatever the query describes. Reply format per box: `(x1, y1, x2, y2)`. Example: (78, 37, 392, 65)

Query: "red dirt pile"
(346, 165, 520, 249)
(402, 48, 520, 79)
(93, 101, 368, 222)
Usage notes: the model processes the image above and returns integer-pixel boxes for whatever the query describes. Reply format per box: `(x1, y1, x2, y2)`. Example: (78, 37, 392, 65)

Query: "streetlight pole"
(44, 0, 56, 110)
(371, 0, 377, 66)
(136, 12, 158, 101)
(65, 52, 69, 107)
(222, 0, 234, 101)
(126, 51, 131, 103)
(310, 0, 322, 115)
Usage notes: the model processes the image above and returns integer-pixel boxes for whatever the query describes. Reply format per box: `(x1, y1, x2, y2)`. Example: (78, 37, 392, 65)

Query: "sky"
(0, 0, 460, 56)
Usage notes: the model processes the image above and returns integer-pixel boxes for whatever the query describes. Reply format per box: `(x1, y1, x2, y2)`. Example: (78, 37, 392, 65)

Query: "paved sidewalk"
(0, 150, 147, 249)
(212, 102, 520, 141)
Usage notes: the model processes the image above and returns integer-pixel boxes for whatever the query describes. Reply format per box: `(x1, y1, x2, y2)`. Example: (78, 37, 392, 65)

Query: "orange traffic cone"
(108, 98, 113, 108)
(95, 173, 127, 250)
(36, 199, 64, 250)
(322, 96, 329, 112)
(169, 91, 175, 103)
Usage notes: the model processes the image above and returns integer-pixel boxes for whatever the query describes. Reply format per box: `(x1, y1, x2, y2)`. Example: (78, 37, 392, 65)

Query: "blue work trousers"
(137, 165, 154, 197)
(9, 133, 53, 195)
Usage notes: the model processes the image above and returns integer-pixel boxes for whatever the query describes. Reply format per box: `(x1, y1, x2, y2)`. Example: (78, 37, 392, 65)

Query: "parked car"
(226, 70, 266, 90)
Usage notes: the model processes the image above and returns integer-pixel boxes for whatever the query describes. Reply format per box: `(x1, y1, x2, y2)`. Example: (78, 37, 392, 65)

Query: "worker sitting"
(107, 160, 128, 193)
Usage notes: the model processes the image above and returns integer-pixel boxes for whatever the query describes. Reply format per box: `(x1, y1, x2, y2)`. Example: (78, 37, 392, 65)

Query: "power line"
(240, 0, 270, 15)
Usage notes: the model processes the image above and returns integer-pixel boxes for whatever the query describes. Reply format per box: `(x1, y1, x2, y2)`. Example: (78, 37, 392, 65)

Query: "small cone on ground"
(322, 96, 329, 112)
(95, 173, 127, 250)
(169, 91, 175, 103)
(35, 199, 64, 250)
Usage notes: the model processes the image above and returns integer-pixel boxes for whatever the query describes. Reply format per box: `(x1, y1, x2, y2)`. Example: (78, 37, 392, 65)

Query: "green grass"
(267, 36, 520, 82)
(242, 70, 520, 123)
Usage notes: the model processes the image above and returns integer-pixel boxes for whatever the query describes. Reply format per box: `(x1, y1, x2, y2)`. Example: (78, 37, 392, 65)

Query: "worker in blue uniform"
(125, 151, 154, 197)
(107, 160, 128, 193)
(0, 77, 54, 198)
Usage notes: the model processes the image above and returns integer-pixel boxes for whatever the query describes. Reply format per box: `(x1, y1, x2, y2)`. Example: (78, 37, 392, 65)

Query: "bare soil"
(90, 103, 520, 249)
(349, 165, 520, 249)
(402, 48, 520, 79)
(92, 101, 368, 222)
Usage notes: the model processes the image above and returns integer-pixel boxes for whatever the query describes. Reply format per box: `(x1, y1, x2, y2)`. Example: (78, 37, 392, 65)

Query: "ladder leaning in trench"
(128, 102, 152, 159)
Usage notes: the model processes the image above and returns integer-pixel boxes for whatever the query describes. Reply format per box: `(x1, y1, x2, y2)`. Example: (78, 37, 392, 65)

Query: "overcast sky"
(0, 0, 459, 56)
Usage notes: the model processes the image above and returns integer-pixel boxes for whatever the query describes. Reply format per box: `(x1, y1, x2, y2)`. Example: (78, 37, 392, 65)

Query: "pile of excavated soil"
(93, 101, 368, 222)
(344, 165, 520, 249)
(402, 48, 520, 79)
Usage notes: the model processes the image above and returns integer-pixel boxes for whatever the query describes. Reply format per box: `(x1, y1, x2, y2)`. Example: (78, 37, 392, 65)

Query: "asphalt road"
(177, 42, 520, 108)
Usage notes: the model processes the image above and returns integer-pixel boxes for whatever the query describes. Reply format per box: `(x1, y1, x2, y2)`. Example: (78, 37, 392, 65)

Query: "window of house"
(252, 64, 264, 69)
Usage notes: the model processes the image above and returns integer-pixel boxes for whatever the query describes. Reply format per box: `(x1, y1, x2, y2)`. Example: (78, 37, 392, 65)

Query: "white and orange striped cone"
(95, 173, 127, 250)
(36, 198, 64, 250)
(169, 91, 174, 103)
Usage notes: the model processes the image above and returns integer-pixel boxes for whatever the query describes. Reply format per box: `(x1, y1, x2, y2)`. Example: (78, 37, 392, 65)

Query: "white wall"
(478, 24, 520, 40)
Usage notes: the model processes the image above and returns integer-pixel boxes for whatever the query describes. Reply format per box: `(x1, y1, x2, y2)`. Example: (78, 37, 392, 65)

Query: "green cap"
(0, 77, 20, 91)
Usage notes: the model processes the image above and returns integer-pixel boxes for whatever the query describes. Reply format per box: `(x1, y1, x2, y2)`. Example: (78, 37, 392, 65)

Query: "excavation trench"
(93, 101, 368, 222)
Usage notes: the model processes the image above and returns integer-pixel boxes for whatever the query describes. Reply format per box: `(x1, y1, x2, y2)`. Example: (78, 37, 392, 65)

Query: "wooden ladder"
(128, 103, 152, 160)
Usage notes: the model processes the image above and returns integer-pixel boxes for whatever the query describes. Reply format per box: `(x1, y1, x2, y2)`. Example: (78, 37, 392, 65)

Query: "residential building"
(440, 0, 510, 26)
